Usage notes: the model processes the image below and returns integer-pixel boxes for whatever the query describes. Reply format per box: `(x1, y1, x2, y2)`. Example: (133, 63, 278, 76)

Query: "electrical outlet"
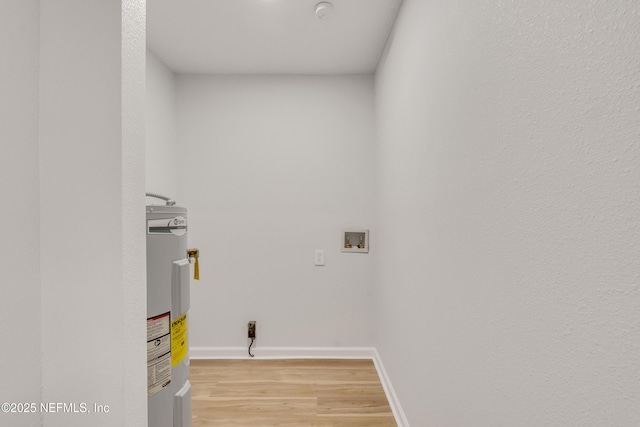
(248, 321, 256, 339)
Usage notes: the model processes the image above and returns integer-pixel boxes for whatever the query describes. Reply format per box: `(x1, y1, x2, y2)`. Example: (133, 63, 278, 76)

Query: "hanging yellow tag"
(187, 248, 200, 280)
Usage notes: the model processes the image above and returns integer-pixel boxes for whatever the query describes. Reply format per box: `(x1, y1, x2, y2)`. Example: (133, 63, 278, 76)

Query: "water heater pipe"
(146, 192, 176, 206)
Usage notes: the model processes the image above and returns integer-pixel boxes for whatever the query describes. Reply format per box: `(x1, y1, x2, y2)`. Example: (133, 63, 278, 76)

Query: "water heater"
(146, 198, 193, 427)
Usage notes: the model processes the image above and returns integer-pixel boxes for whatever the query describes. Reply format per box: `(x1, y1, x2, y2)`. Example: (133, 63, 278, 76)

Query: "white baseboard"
(372, 348, 410, 427)
(189, 346, 409, 427)
(189, 346, 376, 359)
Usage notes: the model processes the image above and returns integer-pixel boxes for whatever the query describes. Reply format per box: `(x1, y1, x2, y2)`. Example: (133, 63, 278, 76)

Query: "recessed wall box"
(341, 229, 369, 253)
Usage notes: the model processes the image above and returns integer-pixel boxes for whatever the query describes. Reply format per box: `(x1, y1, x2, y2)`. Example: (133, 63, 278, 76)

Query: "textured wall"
(176, 75, 376, 350)
(375, 0, 640, 425)
(0, 1, 41, 426)
(122, 1, 148, 425)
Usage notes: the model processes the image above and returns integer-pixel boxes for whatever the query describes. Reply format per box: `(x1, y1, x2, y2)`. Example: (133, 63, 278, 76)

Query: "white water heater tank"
(146, 203, 192, 427)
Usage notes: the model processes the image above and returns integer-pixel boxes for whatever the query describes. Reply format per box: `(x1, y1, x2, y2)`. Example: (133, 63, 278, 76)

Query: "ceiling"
(147, 0, 403, 75)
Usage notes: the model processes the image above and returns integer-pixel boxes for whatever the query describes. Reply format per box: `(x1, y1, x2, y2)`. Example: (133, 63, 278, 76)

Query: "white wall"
(0, 1, 41, 426)
(39, 1, 147, 426)
(177, 75, 376, 349)
(375, 0, 640, 425)
(146, 50, 178, 200)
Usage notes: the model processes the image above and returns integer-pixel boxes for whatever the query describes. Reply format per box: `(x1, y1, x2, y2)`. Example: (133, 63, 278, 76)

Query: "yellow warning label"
(171, 313, 188, 367)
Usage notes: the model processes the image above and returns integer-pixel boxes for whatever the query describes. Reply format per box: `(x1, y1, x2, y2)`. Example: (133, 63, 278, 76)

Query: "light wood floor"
(190, 359, 398, 427)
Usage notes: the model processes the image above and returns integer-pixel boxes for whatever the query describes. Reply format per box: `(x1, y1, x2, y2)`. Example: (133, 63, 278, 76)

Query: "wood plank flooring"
(190, 359, 397, 427)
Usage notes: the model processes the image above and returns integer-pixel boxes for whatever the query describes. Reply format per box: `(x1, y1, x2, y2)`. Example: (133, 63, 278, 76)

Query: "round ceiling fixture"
(315, 2, 334, 20)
